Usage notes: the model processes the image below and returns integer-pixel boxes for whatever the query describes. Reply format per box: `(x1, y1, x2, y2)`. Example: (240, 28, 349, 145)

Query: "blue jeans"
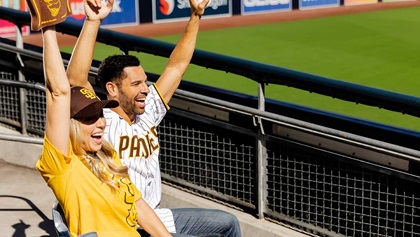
(170, 208, 241, 237)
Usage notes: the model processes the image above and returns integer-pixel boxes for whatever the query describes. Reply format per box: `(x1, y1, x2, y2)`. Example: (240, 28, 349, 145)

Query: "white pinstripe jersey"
(103, 84, 176, 233)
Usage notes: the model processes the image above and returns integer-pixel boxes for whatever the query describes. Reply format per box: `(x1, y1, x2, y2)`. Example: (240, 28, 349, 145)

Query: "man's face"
(116, 66, 150, 121)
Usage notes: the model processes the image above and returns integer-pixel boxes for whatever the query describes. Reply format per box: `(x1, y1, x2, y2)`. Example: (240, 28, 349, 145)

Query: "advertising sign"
(382, 0, 414, 2)
(0, 0, 29, 38)
(153, 0, 231, 23)
(299, 0, 339, 9)
(344, 0, 377, 5)
(241, 0, 291, 15)
(66, 0, 139, 27)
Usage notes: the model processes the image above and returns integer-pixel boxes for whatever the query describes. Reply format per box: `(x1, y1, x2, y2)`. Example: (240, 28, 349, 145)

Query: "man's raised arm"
(67, 0, 114, 92)
(156, 0, 210, 103)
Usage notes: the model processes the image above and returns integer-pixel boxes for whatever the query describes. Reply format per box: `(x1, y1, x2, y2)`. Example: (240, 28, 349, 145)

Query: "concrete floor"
(0, 162, 56, 237)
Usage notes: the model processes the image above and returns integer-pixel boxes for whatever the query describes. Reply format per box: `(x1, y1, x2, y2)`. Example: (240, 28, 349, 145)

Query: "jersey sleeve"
(141, 84, 169, 126)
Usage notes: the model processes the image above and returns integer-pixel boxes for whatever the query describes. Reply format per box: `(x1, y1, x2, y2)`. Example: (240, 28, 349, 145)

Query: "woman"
(33, 1, 172, 236)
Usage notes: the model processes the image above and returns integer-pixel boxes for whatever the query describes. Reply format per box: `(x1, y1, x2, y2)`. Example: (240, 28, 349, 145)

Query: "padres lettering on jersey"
(103, 84, 176, 233)
(118, 126, 159, 159)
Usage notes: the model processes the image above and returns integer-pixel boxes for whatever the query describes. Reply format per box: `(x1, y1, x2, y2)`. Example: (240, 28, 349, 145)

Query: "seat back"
(52, 201, 71, 237)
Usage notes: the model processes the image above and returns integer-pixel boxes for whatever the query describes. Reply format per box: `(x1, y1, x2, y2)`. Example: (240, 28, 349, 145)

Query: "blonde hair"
(70, 119, 129, 191)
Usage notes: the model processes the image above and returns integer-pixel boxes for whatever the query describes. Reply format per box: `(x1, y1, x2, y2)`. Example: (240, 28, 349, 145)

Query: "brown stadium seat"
(25, 0, 72, 31)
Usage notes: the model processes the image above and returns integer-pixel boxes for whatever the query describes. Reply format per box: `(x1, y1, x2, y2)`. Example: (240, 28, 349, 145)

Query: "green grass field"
(62, 6, 420, 131)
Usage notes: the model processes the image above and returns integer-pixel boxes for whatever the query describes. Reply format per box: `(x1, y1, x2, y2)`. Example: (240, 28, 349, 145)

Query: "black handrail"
(2, 6, 420, 118)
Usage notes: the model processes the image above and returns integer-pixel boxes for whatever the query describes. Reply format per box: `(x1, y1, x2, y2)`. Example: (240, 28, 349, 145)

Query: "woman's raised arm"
(42, 26, 71, 155)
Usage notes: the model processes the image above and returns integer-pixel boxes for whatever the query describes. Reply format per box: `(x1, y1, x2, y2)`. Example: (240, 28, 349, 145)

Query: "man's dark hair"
(97, 55, 140, 92)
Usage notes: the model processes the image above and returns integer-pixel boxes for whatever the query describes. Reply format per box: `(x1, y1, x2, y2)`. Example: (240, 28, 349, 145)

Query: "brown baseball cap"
(71, 86, 119, 120)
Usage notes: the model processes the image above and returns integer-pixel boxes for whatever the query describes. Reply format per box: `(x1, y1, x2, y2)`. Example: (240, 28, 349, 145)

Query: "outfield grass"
(62, 6, 420, 131)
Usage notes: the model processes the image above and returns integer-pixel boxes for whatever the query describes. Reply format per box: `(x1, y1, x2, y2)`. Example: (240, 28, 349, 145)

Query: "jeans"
(138, 208, 241, 237)
(170, 208, 241, 237)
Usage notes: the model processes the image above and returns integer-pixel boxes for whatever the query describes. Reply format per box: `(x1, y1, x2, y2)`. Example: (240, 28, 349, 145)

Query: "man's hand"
(84, 0, 114, 22)
(189, 0, 210, 18)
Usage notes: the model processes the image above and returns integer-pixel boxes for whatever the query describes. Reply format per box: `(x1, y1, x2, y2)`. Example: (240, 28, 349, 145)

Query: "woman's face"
(79, 111, 106, 153)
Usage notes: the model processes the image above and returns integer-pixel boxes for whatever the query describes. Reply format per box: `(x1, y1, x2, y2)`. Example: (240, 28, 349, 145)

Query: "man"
(67, 0, 241, 236)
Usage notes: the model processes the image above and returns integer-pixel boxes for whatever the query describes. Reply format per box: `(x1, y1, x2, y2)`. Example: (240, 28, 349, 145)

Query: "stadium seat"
(52, 201, 98, 237)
